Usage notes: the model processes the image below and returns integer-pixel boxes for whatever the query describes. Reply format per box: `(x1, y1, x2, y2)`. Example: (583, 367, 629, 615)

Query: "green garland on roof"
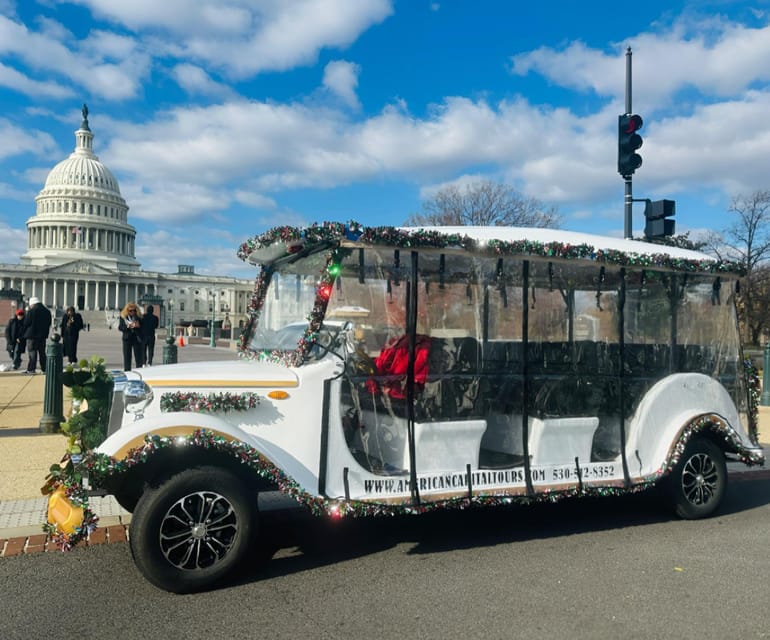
(236, 221, 745, 276)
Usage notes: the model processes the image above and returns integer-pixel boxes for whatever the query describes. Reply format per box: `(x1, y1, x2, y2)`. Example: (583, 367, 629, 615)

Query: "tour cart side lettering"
(360, 464, 621, 496)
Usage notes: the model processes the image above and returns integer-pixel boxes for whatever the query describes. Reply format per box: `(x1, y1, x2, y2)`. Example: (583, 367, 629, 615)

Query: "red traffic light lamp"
(618, 114, 643, 177)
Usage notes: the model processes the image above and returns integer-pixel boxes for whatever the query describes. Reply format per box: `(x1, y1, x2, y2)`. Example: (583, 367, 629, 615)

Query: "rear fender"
(626, 373, 757, 475)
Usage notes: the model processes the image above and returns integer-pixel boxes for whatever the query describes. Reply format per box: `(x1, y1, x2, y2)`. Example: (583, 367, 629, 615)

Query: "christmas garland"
(745, 358, 761, 445)
(236, 221, 745, 275)
(160, 391, 261, 413)
(41, 355, 112, 549)
(47, 412, 762, 549)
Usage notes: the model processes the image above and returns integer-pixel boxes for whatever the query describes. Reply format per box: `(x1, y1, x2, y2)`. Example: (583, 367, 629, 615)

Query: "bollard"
(762, 344, 770, 406)
(162, 335, 178, 365)
(39, 334, 65, 433)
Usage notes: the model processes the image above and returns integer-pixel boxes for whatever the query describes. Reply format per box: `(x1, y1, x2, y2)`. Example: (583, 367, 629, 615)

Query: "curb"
(1, 523, 128, 557)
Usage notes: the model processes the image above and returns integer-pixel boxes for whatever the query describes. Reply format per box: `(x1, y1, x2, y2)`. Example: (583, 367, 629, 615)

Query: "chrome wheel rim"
(159, 491, 238, 570)
(681, 452, 719, 506)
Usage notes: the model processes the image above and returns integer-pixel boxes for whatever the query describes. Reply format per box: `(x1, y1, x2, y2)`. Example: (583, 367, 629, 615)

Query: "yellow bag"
(47, 486, 84, 536)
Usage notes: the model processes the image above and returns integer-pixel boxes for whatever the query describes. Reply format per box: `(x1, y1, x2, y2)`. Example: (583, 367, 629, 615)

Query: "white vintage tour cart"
(46, 222, 764, 592)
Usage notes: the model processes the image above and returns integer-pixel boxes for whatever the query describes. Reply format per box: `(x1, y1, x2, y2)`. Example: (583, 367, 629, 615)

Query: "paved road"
(1, 478, 769, 639)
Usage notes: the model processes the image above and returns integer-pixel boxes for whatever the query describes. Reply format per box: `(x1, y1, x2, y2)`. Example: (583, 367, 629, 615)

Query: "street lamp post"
(209, 290, 216, 348)
(167, 298, 175, 335)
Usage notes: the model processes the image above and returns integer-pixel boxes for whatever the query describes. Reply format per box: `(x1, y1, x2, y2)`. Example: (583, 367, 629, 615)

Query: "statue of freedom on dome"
(81, 103, 90, 131)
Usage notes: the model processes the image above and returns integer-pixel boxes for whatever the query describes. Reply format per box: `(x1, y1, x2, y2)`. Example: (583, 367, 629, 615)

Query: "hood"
(132, 358, 299, 389)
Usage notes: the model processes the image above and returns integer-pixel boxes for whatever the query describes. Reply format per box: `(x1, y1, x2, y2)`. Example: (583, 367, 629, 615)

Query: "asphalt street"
(1, 478, 769, 638)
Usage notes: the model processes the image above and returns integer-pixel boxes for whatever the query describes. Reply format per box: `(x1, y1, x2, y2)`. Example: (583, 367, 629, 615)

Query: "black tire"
(665, 436, 727, 519)
(129, 466, 257, 593)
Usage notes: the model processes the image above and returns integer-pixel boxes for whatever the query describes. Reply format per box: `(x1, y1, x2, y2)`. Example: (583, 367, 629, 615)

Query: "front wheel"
(665, 436, 727, 519)
(129, 466, 257, 593)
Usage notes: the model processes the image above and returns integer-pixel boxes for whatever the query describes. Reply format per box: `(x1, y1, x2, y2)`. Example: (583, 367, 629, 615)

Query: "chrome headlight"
(124, 380, 154, 420)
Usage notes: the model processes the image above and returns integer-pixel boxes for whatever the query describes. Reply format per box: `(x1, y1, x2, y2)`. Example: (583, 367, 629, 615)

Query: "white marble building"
(0, 106, 254, 330)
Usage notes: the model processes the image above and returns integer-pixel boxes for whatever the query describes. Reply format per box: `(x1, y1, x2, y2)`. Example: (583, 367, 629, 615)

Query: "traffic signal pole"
(624, 47, 633, 239)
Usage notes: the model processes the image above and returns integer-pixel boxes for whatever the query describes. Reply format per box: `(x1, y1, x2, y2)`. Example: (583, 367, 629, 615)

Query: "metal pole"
(39, 334, 65, 433)
(209, 291, 216, 348)
(162, 335, 178, 364)
(761, 344, 770, 406)
(167, 300, 174, 335)
(623, 46, 633, 239)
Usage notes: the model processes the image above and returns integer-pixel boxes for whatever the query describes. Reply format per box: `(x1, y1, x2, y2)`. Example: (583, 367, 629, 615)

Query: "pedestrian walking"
(59, 305, 84, 364)
(142, 304, 159, 366)
(22, 296, 52, 374)
(118, 302, 144, 370)
(5, 308, 25, 370)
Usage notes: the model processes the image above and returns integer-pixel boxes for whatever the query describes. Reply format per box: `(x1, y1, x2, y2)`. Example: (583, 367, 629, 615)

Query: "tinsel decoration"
(160, 391, 261, 413)
(44, 413, 760, 549)
(238, 222, 745, 276)
(596, 265, 605, 310)
(745, 359, 761, 445)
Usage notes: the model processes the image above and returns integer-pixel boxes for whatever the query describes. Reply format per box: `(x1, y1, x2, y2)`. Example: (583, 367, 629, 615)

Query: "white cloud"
(0, 14, 151, 100)
(0, 118, 59, 162)
(171, 63, 236, 98)
(63, 0, 393, 78)
(0, 61, 73, 98)
(0, 221, 27, 263)
(322, 60, 361, 109)
(510, 16, 770, 108)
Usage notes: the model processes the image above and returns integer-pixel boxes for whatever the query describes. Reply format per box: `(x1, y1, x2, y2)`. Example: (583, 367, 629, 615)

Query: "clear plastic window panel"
(527, 262, 623, 466)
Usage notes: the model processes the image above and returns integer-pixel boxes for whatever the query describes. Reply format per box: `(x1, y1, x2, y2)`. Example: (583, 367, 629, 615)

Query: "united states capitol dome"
(43, 147, 122, 194)
(21, 104, 139, 271)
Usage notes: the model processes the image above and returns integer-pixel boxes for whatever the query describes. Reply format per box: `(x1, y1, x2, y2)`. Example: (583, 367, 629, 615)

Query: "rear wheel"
(129, 466, 257, 593)
(665, 436, 726, 519)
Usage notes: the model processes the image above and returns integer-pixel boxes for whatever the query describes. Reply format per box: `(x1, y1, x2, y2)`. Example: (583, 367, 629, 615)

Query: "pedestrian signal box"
(644, 199, 676, 239)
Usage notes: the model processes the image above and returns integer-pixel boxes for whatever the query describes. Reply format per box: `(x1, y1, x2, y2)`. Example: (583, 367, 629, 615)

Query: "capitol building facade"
(0, 106, 255, 332)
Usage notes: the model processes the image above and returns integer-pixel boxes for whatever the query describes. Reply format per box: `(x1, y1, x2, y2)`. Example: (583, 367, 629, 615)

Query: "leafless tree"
(708, 190, 770, 344)
(405, 180, 561, 228)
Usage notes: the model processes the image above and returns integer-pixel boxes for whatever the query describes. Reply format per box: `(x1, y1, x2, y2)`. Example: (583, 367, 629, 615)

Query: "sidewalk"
(2, 359, 769, 553)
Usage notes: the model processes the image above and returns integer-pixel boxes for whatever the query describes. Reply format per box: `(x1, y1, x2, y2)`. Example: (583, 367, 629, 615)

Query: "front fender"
(96, 412, 255, 461)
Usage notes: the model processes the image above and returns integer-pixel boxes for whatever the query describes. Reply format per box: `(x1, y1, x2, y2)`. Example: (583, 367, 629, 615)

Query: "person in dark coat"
(118, 302, 144, 371)
(22, 296, 52, 374)
(5, 308, 25, 370)
(142, 304, 159, 366)
(59, 306, 84, 364)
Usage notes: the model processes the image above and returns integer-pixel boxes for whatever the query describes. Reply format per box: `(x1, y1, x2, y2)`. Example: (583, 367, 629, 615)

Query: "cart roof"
(238, 222, 744, 277)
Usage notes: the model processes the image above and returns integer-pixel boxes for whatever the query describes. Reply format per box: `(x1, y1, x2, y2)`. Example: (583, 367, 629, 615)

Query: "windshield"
(246, 268, 322, 354)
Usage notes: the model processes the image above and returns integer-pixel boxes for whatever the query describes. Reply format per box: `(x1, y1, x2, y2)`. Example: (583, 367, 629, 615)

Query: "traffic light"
(618, 114, 643, 177)
(644, 199, 675, 238)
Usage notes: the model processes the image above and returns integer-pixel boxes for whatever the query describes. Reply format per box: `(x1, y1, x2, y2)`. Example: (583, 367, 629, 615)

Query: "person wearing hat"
(22, 296, 52, 374)
(5, 308, 25, 370)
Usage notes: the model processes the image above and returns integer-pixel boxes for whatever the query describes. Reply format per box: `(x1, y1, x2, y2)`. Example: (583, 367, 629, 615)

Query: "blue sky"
(1, 1, 770, 279)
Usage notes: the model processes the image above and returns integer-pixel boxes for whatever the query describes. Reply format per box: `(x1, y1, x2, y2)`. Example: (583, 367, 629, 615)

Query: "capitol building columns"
(0, 274, 164, 312)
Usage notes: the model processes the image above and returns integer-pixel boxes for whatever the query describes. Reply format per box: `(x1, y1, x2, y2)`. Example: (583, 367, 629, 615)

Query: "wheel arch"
(101, 438, 280, 512)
